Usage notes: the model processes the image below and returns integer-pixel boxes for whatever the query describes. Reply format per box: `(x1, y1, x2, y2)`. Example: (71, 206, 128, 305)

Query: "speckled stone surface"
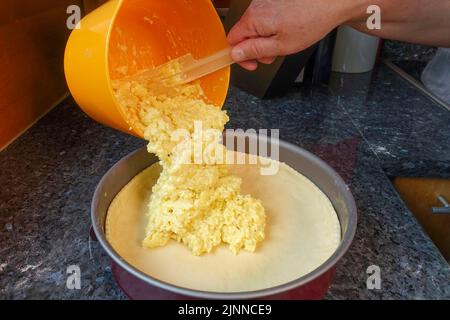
(394, 60, 428, 82)
(1, 63, 449, 300)
(382, 40, 437, 63)
(382, 40, 436, 82)
(328, 68, 450, 178)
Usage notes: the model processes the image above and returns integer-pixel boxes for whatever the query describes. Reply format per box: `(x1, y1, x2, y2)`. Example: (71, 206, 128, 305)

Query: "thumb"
(231, 37, 280, 62)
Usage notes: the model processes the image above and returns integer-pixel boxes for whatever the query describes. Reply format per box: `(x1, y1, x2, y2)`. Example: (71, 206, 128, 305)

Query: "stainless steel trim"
(383, 59, 450, 113)
(432, 195, 450, 214)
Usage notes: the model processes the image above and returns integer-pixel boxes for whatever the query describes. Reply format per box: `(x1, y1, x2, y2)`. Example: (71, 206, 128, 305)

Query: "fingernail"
(232, 48, 246, 61)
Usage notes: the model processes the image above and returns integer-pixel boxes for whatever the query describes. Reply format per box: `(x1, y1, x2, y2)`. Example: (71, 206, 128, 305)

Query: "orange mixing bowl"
(64, 0, 230, 137)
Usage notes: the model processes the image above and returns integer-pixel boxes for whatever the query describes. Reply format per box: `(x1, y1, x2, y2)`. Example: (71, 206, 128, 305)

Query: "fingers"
(235, 57, 275, 71)
(227, 13, 258, 46)
(258, 57, 276, 64)
(227, 7, 278, 71)
(227, 2, 279, 71)
(238, 60, 258, 71)
(230, 37, 280, 63)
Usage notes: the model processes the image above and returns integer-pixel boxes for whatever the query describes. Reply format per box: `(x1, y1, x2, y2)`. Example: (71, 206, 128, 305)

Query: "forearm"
(345, 0, 450, 47)
(227, 0, 450, 70)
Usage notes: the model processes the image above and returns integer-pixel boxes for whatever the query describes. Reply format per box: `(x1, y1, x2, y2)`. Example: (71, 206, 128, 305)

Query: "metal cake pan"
(91, 132, 357, 299)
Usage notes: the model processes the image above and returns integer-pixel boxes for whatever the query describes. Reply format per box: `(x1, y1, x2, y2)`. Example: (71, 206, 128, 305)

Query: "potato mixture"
(112, 67, 266, 256)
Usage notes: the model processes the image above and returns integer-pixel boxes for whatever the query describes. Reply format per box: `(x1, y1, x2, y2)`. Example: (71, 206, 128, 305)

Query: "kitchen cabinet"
(394, 177, 450, 262)
(0, 0, 110, 150)
(0, 0, 87, 150)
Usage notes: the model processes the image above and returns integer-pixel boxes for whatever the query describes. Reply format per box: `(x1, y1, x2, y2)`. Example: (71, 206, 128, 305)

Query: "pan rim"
(91, 133, 357, 299)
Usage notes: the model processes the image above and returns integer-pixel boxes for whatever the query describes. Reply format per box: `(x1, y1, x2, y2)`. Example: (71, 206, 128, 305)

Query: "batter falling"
(112, 66, 266, 256)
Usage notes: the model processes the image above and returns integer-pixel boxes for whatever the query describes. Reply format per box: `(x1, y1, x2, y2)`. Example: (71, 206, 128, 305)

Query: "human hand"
(227, 0, 362, 70)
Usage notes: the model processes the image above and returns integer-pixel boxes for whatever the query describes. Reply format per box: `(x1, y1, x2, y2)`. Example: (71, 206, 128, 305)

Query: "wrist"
(339, 0, 376, 24)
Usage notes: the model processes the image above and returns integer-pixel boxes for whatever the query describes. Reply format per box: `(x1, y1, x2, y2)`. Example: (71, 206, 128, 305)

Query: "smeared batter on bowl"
(105, 159, 341, 292)
(112, 66, 266, 256)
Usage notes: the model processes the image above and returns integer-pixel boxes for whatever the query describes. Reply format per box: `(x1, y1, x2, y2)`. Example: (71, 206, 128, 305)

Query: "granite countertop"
(1, 63, 449, 299)
(382, 40, 437, 82)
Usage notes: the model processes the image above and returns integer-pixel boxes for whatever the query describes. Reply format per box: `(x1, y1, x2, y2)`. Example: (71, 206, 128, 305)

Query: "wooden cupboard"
(0, 0, 106, 150)
(394, 177, 450, 262)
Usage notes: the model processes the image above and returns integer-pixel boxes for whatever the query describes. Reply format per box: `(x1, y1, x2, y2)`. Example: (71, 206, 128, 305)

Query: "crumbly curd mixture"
(112, 67, 266, 256)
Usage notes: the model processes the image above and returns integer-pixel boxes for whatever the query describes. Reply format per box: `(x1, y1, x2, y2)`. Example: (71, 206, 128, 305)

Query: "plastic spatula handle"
(121, 48, 234, 87)
(177, 47, 234, 85)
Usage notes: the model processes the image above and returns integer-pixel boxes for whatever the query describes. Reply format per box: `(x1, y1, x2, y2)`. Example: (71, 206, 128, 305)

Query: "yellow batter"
(105, 159, 341, 292)
(113, 71, 265, 256)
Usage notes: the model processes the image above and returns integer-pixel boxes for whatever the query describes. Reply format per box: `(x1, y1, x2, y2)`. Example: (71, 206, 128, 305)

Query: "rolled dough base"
(106, 160, 341, 293)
